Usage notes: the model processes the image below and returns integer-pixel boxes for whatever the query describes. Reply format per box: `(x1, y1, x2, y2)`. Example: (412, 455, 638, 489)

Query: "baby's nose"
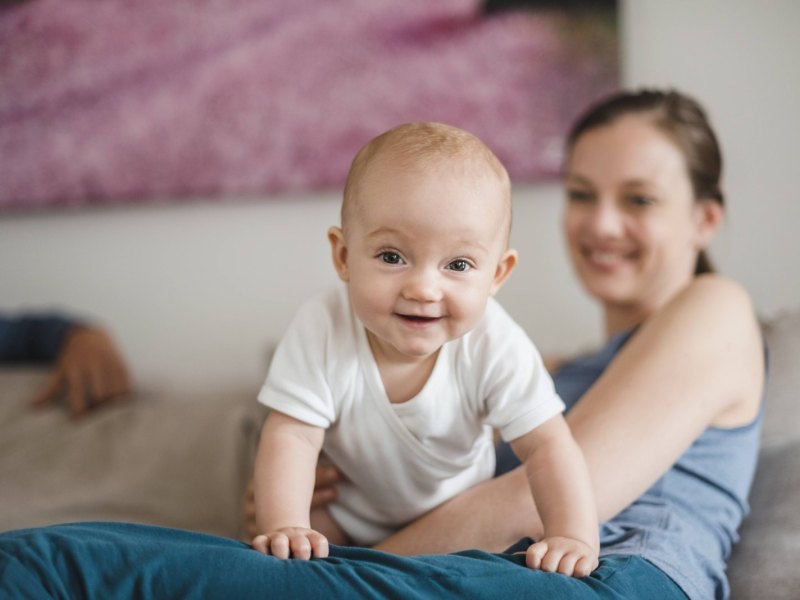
(402, 268, 443, 302)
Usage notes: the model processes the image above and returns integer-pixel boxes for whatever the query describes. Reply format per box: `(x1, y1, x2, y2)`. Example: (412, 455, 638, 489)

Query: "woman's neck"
(604, 305, 650, 337)
(602, 276, 696, 337)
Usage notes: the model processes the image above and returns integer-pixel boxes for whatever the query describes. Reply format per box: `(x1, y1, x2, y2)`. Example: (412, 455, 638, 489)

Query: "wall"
(2, 0, 799, 394)
(622, 0, 800, 312)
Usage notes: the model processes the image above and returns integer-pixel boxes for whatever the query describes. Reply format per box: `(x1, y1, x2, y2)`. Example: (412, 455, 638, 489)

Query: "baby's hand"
(524, 536, 598, 578)
(251, 527, 329, 560)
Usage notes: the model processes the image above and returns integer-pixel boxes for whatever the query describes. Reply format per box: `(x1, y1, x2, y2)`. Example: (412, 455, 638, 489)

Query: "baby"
(251, 122, 598, 576)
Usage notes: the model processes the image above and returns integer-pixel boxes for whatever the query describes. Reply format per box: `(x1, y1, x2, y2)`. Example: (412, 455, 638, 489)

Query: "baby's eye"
(379, 251, 403, 265)
(447, 259, 471, 272)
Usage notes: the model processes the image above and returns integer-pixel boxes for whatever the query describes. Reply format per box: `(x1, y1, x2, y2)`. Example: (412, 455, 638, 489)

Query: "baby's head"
(340, 122, 512, 244)
(329, 122, 518, 362)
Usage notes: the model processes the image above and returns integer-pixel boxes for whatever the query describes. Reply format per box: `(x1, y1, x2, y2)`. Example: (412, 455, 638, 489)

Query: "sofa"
(727, 308, 800, 598)
(0, 309, 797, 599)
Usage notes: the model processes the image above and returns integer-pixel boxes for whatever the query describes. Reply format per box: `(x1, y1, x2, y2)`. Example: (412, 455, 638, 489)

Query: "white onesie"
(258, 285, 564, 545)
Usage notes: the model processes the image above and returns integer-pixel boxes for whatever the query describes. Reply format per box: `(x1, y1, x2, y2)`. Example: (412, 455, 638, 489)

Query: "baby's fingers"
(539, 547, 568, 573)
(544, 548, 599, 577)
(286, 530, 329, 560)
(252, 529, 329, 560)
(307, 531, 329, 559)
(527, 542, 575, 574)
(251, 534, 272, 555)
(286, 532, 313, 560)
(553, 551, 580, 576)
(525, 541, 549, 570)
(268, 533, 292, 559)
(252, 532, 292, 559)
(573, 555, 598, 578)
(527, 537, 598, 577)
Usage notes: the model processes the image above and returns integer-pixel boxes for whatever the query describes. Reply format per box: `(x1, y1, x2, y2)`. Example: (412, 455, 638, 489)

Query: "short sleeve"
(474, 301, 565, 442)
(0, 313, 78, 364)
(257, 295, 337, 429)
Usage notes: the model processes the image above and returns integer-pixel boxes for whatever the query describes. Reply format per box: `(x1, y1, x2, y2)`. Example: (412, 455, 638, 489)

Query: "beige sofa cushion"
(0, 370, 265, 539)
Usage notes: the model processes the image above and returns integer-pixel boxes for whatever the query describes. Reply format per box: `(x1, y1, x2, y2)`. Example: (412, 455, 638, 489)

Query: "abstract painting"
(0, 0, 618, 212)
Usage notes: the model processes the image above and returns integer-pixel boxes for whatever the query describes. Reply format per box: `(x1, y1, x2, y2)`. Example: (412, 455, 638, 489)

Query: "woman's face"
(562, 115, 719, 315)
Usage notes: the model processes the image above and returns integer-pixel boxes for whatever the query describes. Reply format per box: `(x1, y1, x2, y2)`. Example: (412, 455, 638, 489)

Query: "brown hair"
(566, 89, 724, 274)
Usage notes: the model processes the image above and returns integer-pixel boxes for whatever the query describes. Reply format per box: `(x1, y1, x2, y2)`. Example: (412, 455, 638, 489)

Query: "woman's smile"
(580, 245, 638, 272)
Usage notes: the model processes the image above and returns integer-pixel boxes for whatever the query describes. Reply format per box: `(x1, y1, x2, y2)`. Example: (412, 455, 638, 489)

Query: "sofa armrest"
(728, 309, 800, 599)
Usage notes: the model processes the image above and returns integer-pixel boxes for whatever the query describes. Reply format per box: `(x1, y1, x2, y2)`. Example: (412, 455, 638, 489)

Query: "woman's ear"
(489, 249, 518, 296)
(693, 200, 725, 249)
(328, 226, 349, 281)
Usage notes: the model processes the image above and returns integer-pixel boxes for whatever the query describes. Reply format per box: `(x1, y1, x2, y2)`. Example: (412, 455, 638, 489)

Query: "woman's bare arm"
(376, 275, 764, 554)
(569, 275, 763, 521)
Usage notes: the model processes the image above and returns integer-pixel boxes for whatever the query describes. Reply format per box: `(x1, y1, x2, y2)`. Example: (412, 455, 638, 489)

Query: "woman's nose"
(587, 202, 624, 238)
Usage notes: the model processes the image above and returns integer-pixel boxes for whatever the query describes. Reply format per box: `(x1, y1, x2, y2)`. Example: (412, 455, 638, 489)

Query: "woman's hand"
(244, 465, 341, 540)
(524, 536, 598, 577)
(30, 325, 131, 417)
(252, 526, 329, 559)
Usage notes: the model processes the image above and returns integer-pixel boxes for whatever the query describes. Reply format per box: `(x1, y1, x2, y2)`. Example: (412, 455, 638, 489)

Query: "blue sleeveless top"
(498, 330, 763, 600)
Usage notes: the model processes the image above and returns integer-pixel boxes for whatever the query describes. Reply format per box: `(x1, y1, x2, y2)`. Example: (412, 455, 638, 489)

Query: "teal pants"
(0, 522, 688, 599)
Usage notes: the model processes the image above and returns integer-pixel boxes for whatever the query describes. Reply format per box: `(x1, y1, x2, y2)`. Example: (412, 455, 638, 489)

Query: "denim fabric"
(0, 523, 687, 599)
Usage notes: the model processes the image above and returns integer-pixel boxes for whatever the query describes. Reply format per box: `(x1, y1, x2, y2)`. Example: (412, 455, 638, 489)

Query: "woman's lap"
(0, 522, 686, 599)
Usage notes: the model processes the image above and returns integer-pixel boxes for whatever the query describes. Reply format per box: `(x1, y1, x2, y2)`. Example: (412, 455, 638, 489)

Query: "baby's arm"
(251, 410, 328, 559)
(510, 415, 599, 577)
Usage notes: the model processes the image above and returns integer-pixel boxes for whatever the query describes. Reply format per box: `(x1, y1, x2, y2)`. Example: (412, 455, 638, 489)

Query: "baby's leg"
(310, 507, 349, 546)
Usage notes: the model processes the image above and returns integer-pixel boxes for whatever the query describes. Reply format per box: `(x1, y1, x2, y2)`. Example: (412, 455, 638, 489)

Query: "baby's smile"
(395, 313, 443, 326)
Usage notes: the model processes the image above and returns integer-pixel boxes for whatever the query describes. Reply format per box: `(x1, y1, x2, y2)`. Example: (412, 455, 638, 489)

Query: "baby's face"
(330, 159, 515, 364)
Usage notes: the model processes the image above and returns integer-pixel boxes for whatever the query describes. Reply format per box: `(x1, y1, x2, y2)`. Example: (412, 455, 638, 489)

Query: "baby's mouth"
(397, 314, 441, 323)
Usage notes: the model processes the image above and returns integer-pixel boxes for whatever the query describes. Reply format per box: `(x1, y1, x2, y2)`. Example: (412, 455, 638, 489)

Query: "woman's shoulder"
(680, 272, 753, 304)
(645, 273, 762, 367)
(649, 274, 764, 427)
(666, 273, 758, 330)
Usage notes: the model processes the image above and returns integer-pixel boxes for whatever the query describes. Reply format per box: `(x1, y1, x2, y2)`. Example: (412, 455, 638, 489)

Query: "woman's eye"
(628, 194, 654, 207)
(448, 259, 471, 272)
(567, 188, 593, 203)
(379, 251, 402, 265)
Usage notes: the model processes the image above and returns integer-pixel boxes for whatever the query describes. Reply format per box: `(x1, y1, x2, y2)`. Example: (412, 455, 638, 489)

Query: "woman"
(367, 89, 765, 598)
(0, 90, 764, 599)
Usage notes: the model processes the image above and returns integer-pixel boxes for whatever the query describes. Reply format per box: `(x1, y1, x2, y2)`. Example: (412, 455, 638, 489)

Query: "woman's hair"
(565, 89, 724, 275)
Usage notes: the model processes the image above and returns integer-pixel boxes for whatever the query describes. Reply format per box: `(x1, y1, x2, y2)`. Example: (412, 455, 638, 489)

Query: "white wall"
(622, 0, 800, 313)
(2, 1, 798, 394)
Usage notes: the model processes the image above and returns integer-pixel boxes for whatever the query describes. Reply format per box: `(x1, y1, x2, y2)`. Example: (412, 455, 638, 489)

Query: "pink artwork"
(0, 0, 618, 212)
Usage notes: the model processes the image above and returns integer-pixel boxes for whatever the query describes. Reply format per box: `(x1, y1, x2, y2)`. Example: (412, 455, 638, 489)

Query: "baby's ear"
(489, 249, 518, 296)
(328, 227, 349, 281)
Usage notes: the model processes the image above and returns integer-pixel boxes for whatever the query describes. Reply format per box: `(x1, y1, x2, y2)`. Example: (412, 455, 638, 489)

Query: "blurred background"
(1, 0, 798, 395)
